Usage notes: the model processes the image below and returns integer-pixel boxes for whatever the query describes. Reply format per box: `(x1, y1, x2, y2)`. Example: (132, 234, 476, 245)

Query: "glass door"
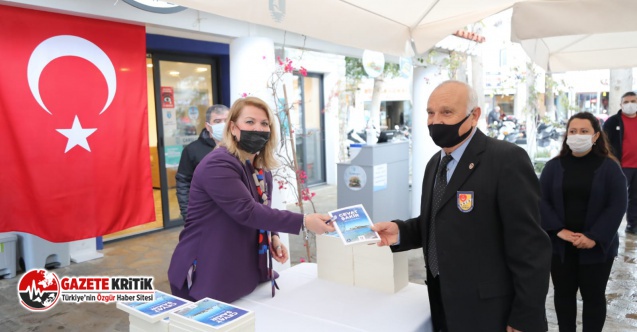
(153, 54, 218, 228)
(291, 73, 325, 185)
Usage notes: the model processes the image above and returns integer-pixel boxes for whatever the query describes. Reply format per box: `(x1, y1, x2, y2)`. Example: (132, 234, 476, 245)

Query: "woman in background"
(168, 96, 334, 303)
(539, 112, 627, 332)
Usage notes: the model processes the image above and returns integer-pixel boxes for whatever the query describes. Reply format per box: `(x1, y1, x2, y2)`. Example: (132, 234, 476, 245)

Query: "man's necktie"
(428, 154, 453, 277)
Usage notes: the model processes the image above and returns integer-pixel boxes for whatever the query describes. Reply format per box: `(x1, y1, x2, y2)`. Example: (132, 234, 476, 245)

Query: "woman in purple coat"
(168, 96, 335, 303)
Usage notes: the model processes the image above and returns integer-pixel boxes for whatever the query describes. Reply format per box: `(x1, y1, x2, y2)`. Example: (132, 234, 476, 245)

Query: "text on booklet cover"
(121, 291, 188, 316)
(172, 298, 252, 328)
(328, 204, 380, 245)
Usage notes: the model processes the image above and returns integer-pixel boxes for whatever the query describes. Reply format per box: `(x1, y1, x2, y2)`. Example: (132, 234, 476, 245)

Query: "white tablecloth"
(233, 263, 433, 332)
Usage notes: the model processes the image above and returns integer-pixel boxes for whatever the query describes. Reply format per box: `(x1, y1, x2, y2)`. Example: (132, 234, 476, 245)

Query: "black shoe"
(626, 225, 637, 235)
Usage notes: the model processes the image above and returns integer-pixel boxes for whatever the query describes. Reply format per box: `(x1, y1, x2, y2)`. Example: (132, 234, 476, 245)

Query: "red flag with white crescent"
(0, 5, 155, 242)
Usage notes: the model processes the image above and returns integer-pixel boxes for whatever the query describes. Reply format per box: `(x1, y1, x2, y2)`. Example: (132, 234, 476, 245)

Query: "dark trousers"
(551, 248, 614, 332)
(624, 168, 637, 227)
(426, 268, 448, 332)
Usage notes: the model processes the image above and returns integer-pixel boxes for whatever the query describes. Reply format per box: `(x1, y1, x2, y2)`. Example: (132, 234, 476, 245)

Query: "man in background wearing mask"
(372, 80, 551, 332)
(176, 104, 229, 220)
(603, 91, 637, 235)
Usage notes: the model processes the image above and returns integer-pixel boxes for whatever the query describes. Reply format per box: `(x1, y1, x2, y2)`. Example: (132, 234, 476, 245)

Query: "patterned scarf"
(246, 160, 279, 296)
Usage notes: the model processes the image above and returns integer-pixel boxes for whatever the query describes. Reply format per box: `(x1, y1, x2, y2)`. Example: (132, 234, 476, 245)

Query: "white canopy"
(169, 0, 522, 56)
(511, 0, 637, 72)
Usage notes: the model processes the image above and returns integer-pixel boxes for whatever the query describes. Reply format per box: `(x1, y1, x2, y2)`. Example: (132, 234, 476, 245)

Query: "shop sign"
(123, 0, 187, 14)
(362, 50, 385, 78)
(161, 86, 175, 108)
(344, 165, 367, 191)
(399, 57, 412, 78)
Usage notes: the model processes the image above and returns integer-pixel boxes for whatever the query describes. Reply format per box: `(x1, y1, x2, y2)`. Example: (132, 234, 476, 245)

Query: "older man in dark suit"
(373, 80, 551, 332)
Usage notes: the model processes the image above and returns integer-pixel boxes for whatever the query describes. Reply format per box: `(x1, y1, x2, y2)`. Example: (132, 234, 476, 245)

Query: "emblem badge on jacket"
(457, 191, 474, 213)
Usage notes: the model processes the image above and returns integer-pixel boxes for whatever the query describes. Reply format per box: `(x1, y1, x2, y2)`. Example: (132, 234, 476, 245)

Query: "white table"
(233, 263, 433, 332)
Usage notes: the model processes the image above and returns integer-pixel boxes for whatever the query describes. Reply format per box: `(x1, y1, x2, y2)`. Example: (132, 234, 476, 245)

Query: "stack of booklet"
(116, 290, 191, 332)
(168, 298, 255, 332)
(318, 204, 407, 293)
(317, 204, 380, 285)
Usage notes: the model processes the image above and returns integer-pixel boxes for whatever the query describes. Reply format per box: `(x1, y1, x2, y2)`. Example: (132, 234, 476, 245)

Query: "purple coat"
(168, 147, 303, 303)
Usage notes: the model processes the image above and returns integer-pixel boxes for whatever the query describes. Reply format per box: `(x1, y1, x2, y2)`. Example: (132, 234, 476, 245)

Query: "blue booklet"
(329, 204, 380, 245)
(170, 298, 253, 329)
(116, 290, 190, 322)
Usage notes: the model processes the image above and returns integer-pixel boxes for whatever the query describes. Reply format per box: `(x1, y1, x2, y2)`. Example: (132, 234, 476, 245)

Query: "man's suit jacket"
(392, 130, 551, 332)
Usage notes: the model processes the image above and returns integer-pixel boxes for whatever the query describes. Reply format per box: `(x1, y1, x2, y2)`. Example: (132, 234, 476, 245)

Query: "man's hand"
(572, 233, 596, 249)
(370, 222, 399, 246)
(506, 326, 522, 332)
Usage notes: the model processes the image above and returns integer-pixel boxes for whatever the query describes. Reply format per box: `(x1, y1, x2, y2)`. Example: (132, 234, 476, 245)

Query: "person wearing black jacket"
(176, 105, 229, 220)
(487, 106, 500, 125)
(372, 81, 551, 332)
(541, 112, 627, 332)
(602, 91, 637, 235)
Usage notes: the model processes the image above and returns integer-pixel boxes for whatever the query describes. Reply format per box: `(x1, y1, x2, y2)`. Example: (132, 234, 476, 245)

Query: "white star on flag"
(56, 115, 97, 153)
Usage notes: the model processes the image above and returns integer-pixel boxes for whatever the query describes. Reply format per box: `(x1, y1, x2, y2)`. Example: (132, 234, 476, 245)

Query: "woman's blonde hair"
(221, 96, 279, 170)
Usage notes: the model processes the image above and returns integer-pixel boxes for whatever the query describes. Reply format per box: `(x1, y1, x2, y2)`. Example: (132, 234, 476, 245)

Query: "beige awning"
(169, 0, 521, 56)
(511, 0, 637, 72)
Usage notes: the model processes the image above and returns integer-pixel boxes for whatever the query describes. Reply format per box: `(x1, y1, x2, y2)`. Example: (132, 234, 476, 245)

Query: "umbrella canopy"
(169, 0, 520, 56)
(511, 0, 637, 72)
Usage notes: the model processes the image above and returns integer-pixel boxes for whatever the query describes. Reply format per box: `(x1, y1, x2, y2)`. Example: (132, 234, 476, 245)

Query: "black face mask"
(428, 112, 473, 148)
(237, 130, 270, 154)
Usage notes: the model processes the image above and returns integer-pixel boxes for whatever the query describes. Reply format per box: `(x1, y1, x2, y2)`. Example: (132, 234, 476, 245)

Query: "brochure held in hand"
(328, 204, 380, 245)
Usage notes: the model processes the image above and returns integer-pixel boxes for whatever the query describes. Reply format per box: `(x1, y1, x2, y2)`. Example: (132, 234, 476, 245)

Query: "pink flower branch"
(267, 42, 318, 262)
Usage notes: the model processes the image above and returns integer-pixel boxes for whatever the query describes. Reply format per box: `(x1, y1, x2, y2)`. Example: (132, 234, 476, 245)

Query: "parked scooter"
(515, 121, 527, 144)
(487, 121, 500, 138)
(497, 119, 519, 143)
(536, 122, 561, 147)
(347, 129, 366, 145)
(394, 125, 411, 141)
(346, 129, 366, 158)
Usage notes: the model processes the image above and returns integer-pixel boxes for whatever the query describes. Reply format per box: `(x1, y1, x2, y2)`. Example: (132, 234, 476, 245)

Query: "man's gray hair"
(438, 80, 478, 115)
(205, 104, 229, 122)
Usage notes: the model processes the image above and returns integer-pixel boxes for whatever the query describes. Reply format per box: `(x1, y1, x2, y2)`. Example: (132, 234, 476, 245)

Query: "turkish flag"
(0, 5, 155, 242)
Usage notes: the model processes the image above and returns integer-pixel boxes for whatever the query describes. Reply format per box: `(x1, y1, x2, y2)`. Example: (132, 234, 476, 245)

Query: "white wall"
(4, 0, 366, 58)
